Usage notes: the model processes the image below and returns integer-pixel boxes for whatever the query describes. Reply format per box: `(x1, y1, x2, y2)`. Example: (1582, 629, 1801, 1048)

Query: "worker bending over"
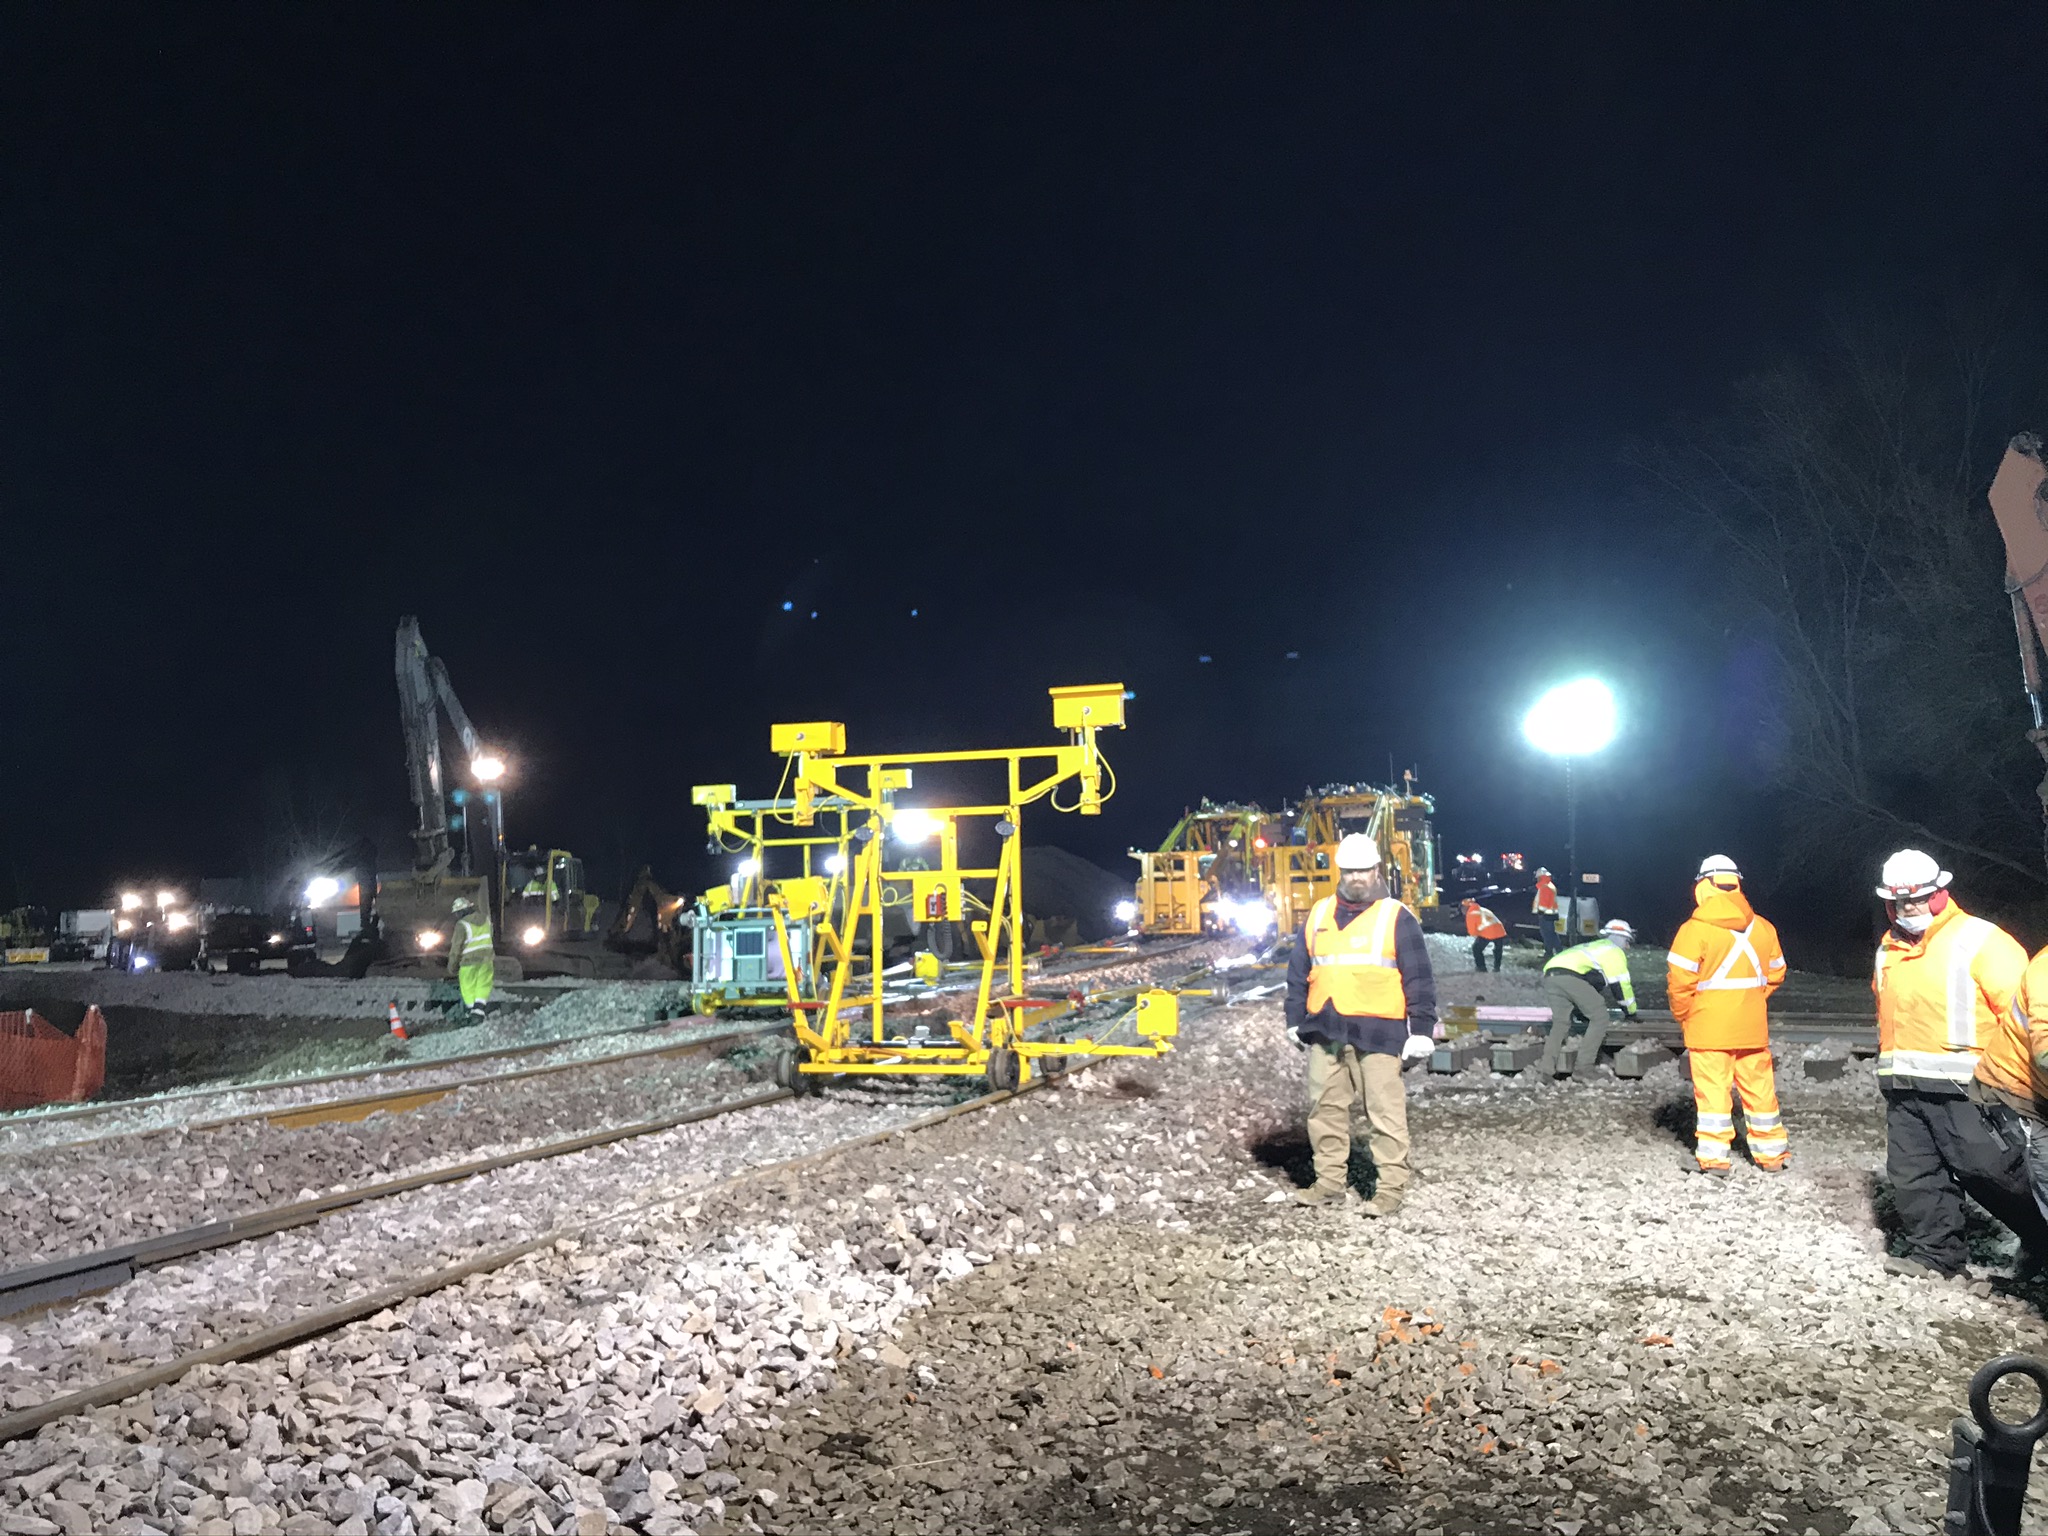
(1283, 834, 1438, 1215)
(1666, 855, 1787, 1174)
(448, 894, 496, 1021)
(1538, 919, 1637, 1078)
(1463, 898, 1507, 973)
(1872, 850, 2048, 1279)
(1532, 868, 1561, 956)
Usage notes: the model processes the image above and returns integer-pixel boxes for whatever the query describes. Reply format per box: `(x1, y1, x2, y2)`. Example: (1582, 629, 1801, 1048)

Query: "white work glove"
(1287, 1023, 1308, 1051)
(1400, 1033, 1436, 1063)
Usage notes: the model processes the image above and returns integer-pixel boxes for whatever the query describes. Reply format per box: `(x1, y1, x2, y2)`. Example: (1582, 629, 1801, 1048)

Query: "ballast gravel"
(1, 952, 1966, 1536)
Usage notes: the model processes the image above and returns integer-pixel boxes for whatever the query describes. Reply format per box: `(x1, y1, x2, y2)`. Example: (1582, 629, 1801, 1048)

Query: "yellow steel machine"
(767, 684, 1180, 1091)
(688, 786, 856, 1016)
(1130, 800, 1278, 936)
(1265, 778, 1438, 934)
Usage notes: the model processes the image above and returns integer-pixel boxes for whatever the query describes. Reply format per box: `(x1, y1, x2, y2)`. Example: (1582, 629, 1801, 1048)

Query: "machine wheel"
(985, 1047, 1022, 1094)
(774, 1045, 819, 1096)
(1040, 1053, 1070, 1080)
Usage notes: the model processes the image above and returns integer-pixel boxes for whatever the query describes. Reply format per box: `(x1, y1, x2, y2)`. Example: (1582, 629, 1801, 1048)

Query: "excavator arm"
(1987, 434, 2048, 871)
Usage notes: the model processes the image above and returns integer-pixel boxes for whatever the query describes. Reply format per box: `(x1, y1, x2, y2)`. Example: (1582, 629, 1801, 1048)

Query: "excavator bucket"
(1991, 435, 2048, 666)
(0, 1006, 106, 1111)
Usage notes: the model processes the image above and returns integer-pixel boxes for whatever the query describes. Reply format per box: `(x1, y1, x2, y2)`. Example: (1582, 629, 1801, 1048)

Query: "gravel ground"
(1425, 934, 1876, 1016)
(0, 981, 2025, 1536)
(0, 1035, 784, 1269)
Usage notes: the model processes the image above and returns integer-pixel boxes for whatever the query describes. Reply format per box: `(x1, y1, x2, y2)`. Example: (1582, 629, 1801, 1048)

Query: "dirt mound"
(1019, 845, 1132, 942)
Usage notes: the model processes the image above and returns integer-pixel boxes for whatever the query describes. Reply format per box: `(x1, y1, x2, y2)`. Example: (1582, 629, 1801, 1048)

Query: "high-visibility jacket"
(1545, 938, 1636, 1012)
(2003, 947, 2048, 1106)
(1464, 904, 1507, 941)
(1533, 876, 1558, 916)
(451, 915, 496, 1008)
(1665, 880, 1784, 1051)
(1872, 900, 2027, 1095)
(1305, 895, 1408, 1020)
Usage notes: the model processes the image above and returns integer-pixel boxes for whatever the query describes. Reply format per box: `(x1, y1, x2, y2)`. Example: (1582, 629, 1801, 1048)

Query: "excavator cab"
(505, 847, 596, 947)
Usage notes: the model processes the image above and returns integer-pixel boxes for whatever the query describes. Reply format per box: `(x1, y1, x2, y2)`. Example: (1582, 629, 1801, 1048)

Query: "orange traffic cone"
(388, 1003, 409, 1042)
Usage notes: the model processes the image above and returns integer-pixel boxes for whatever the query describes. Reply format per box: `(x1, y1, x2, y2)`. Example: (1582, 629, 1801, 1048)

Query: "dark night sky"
(7, 4, 2047, 950)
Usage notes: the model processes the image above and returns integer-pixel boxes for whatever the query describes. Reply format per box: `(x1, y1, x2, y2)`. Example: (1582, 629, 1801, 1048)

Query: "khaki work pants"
(1305, 1042, 1411, 1198)
(1689, 1047, 1786, 1169)
(1538, 972, 1612, 1076)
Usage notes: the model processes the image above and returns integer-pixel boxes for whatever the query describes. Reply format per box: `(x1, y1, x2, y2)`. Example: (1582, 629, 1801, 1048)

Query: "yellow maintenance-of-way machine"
(764, 684, 1180, 1092)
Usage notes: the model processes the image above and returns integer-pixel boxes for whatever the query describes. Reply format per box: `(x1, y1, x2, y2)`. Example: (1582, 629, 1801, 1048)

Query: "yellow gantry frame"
(768, 684, 1168, 1083)
(691, 785, 856, 986)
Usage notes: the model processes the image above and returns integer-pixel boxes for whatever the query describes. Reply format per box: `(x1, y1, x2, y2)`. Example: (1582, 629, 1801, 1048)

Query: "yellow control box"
(1048, 684, 1126, 732)
(691, 784, 736, 806)
(771, 721, 847, 756)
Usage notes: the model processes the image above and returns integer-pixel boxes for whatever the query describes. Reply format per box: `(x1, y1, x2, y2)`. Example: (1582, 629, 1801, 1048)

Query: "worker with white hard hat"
(1537, 917, 1638, 1078)
(448, 893, 496, 1021)
(1872, 849, 2048, 1278)
(1666, 856, 1788, 1174)
(1283, 832, 1439, 1215)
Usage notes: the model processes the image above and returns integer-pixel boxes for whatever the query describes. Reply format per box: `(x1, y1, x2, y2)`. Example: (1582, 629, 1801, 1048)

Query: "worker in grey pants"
(1537, 920, 1638, 1077)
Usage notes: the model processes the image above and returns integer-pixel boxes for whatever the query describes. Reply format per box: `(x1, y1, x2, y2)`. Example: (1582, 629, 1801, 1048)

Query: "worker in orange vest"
(1666, 855, 1788, 1174)
(1872, 849, 2048, 1279)
(1532, 868, 1561, 956)
(2003, 941, 2048, 1229)
(1462, 897, 1507, 973)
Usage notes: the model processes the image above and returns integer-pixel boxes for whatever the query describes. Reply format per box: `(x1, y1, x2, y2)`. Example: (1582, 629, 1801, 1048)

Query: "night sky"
(8, 4, 2047, 954)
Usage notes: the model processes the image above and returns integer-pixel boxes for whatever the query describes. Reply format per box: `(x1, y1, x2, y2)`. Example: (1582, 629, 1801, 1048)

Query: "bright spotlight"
(1113, 900, 1138, 924)
(737, 858, 761, 878)
(304, 876, 341, 907)
(892, 809, 938, 843)
(416, 929, 444, 951)
(471, 753, 506, 783)
(165, 911, 192, 932)
(824, 854, 847, 876)
(1522, 678, 1618, 757)
(521, 924, 546, 947)
(156, 889, 179, 908)
(119, 892, 143, 912)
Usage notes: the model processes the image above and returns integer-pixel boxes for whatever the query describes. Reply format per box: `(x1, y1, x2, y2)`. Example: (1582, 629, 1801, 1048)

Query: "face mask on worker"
(1890, 891, 1948, 935)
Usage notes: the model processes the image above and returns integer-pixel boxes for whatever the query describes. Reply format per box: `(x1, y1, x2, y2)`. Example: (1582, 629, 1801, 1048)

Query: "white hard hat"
(1334, 833, 1381, 871)
(1876, 849, 1950, 901)
(1600, 919, 1635, 945)
(1534, 867, 1550, 877)
(451, 895, 476, 915)
(1697, 854, 1741, 881)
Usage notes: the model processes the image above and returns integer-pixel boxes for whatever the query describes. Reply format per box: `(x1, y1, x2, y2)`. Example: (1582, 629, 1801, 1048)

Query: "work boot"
(1293, 1182, 1348, 1208)
(1883, 1254, 1952, 1280)
(1694, 1163, 1731, 1178)
(1754, 1158, 1788, 1173)
(1360, 1190, 1405, 1219)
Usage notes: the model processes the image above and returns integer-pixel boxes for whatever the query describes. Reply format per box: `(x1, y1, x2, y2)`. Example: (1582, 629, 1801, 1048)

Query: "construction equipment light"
(165, 911, 192, 932)
(268, 933, 285, 945)
(304, 876, 341, 907)
(892, 809, 938, 843)
(521, 924, 546, 947)
(737, 858, 761, 878)
(1114, 900, 1138, 924)
(824, 854, 847, 875)
(471, 753, 506, 783)
(156, 889, 179, 908)
(417, 929, 444, 950)
(119, 892, 143, 912)
(115, 919, 133, 934)
(1523, 679, 1617, 757)
(131, 953, 152, 971)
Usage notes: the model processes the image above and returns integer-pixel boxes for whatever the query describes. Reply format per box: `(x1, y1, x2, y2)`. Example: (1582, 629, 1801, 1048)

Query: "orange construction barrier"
(0, 1007, 107, 1111)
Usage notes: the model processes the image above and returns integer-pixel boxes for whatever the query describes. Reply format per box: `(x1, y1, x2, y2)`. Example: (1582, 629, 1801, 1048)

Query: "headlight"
(824, 854, 847, 875)
(417, 929, 444, 950)
(165, 912, 192, 932)
(737, 858, 761, 878)
(892, 809, 938, 843)
(1113, 900, 1138, 924)
(267, 933, 285, 946)
(119, 892, 143, 912)
(521, 925, 546, 947)
(115, 918, 133, 934)
(304, 876, 341, 907)
(156, 890, 179, 908)
(131, 953, 152, 971)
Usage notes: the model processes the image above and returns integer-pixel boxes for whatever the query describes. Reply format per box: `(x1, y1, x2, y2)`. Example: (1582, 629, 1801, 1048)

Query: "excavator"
(1989, 434, 2048, 872)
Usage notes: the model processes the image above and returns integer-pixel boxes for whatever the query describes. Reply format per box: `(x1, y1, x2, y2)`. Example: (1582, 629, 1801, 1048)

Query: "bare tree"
(1632, 301, 2048, 901)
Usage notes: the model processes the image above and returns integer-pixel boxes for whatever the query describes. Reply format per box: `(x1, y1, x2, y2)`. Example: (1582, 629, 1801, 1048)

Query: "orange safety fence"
(0, 1007, 107, 1111)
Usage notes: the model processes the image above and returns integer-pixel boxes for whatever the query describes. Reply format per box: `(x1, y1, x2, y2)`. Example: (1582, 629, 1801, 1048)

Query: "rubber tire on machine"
(985, 1047, 1022, 1094)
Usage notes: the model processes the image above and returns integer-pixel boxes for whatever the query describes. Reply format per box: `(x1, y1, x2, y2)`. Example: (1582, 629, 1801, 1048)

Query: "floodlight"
(1523, 679, 1617, 757)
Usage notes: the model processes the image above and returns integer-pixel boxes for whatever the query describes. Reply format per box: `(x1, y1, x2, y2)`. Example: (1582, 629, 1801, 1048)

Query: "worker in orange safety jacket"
(2002, 945, 2048, 1231)
(1872, 849, 2048, 1279)
(1532, 868, 1561, 957)
(1666, 855, 1788, 1175)
(1463, 897, 1508, 973)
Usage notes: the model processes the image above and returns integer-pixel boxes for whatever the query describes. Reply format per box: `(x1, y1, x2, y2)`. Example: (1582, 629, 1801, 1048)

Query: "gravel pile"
(0, 1036, 782, 1268)
(0, 958, 1948, 1536)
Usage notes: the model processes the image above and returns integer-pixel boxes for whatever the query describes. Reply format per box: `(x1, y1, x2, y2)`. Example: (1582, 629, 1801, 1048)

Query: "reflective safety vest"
(1873, 901, 2027, 1093)
(1545, 938, 1636, 1011)
(1465, 904, 1506, 940)
(1305, 896, 1408, 1020)
(1666, 884, 1784, 1051)
(456, 916, 495, 966)
(1533, 877, 1558, 915)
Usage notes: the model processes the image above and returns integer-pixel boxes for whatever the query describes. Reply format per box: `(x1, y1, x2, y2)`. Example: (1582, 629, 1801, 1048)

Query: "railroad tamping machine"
(764, 684, 1181, 1092)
